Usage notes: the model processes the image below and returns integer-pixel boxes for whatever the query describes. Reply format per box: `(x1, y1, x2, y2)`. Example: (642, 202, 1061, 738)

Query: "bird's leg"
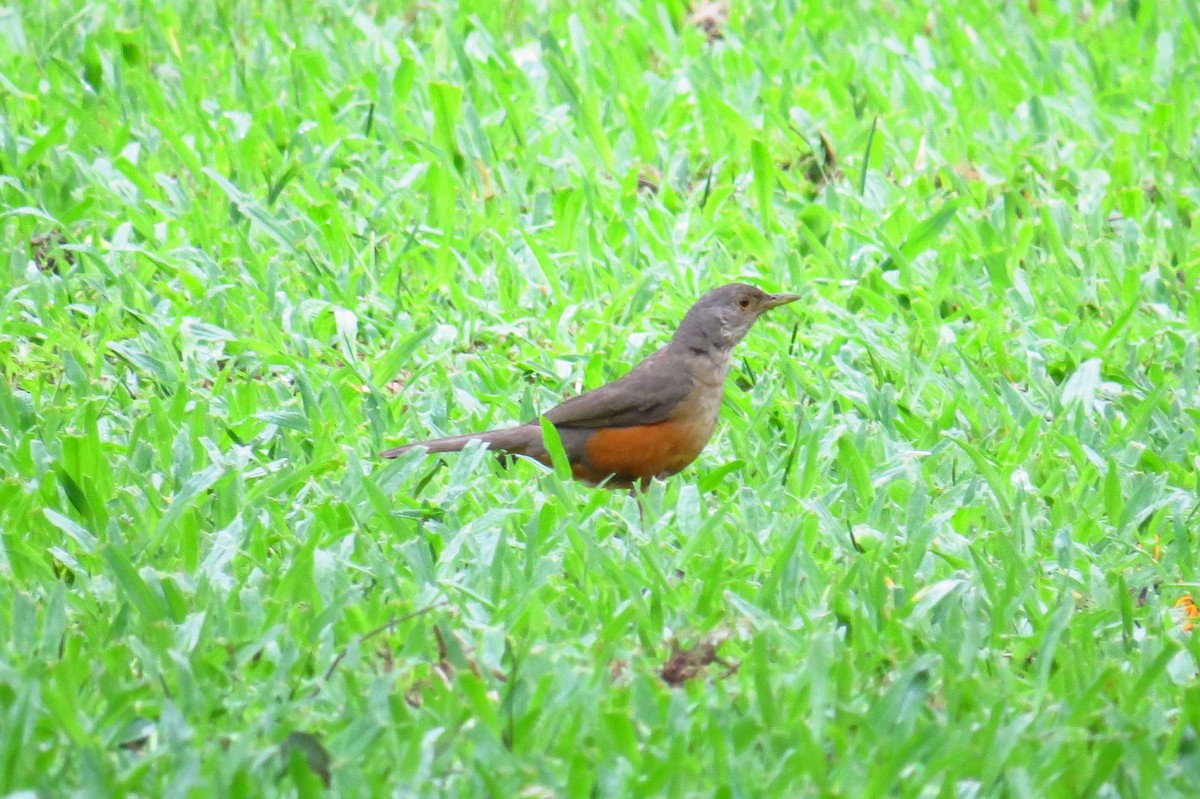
(631, 478, 652, 529)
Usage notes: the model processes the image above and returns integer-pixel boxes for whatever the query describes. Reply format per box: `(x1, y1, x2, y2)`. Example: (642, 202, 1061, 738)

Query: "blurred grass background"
(2, 0, 1200, 795)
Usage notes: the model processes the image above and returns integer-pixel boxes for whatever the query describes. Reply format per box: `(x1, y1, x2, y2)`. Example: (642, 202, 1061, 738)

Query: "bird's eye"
(737, 295, 752, 310)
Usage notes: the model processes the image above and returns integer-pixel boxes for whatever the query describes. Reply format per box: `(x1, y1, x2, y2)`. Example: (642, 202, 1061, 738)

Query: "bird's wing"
(540, 353, 694, 429)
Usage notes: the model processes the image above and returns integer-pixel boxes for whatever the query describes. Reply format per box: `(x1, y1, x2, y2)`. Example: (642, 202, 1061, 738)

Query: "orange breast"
(577, 419, 712, 486)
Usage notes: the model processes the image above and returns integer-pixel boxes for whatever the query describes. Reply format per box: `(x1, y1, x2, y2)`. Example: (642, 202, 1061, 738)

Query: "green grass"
(2, 0, 1200, 795)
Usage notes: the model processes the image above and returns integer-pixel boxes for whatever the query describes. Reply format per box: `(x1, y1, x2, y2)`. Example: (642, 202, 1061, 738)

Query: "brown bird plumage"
(381, 283, 799, 488)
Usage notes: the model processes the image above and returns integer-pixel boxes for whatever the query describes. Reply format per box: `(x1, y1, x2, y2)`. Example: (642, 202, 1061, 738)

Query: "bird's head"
(671, 283, 800, 352)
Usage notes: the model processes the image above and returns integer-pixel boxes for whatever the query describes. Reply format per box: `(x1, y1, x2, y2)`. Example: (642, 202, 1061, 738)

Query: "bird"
(381, 283, 799, 489)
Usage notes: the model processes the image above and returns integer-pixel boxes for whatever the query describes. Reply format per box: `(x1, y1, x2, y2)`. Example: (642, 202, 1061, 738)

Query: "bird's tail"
(379, 425, 540, 459)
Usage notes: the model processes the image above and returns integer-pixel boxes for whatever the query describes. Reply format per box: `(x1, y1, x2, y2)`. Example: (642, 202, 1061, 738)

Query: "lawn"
(2, 0, 1200, 795)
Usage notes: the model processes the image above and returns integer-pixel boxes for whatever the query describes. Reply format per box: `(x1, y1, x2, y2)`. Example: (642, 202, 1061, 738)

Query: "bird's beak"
(762, 292, 801, 310)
